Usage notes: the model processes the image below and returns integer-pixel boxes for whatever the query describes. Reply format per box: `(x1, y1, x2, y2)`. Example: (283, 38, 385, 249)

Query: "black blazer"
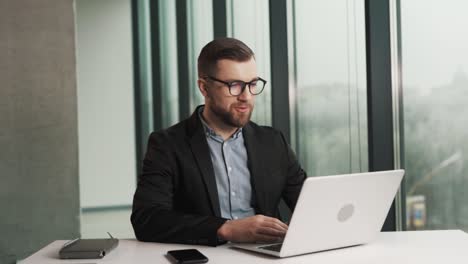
(131, 106, 306, 246)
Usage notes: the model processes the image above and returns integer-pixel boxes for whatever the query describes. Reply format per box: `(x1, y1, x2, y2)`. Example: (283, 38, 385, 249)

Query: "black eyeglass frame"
(204, 76, 267, 96)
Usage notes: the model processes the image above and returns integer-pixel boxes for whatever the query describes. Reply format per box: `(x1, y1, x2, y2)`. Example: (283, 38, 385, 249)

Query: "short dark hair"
(197, 38, 255, 78)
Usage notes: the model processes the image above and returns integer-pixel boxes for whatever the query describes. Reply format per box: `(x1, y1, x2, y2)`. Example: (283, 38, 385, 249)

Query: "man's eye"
(230, 82, 244, 88)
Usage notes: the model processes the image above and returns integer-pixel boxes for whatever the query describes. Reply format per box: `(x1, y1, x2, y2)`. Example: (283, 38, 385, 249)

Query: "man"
(131, 38, 306, 246)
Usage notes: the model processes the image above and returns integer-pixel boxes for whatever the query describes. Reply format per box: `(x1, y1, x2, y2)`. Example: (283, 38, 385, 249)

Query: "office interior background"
(1, 0, 468, 263)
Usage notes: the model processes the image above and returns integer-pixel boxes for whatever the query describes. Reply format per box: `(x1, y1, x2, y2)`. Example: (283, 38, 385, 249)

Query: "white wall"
(76, 0, 136, 208)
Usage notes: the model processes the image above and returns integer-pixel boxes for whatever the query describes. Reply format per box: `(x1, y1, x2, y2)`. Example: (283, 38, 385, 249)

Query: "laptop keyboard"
(258, 243, 283, 252)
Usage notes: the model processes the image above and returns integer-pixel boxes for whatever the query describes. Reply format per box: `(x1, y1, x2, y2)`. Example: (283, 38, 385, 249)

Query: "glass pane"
(188, 0, 214, 111)
(230, 0, 272, 125)
(136, 0, 154, 139)
(401, 0, 468, 231)
(292, 0, 368, 176)
(159, 0, 179, 127)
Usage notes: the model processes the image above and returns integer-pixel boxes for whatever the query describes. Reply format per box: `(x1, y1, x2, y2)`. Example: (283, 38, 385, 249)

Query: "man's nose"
(237, 85, 252, 101)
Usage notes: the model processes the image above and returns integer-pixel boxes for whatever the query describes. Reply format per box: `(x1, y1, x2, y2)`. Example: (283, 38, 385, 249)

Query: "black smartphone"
(167, 249, 209, 264)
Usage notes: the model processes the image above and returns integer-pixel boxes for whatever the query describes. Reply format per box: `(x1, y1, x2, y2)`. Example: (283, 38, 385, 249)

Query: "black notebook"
(59, 234, 119, 259)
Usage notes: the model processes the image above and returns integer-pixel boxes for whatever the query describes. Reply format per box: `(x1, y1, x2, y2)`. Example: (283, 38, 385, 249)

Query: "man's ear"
(198, 79, 208, 98)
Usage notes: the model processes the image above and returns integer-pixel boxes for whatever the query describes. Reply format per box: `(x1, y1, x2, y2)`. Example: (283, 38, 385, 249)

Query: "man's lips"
(233, 105, 251, 113)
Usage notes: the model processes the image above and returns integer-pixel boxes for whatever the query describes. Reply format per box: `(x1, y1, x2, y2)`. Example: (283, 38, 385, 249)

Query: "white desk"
(22, 230, 468, 264)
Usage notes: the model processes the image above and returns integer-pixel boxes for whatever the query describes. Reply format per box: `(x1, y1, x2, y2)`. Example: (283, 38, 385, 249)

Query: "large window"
(229, 0, 272, 125)
(401, 0, 468, 231)
(159, 0, 179, 127)
(188, 0, 214, 111)
(291, 0, 368, 176)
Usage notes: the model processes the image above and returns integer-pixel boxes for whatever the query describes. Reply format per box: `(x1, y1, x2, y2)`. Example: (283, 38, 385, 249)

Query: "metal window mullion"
(176, 0, 191, 119)
(269, 0, 292, 222)
(365, 0, 398, 231)
(269, 0, 290, 142)
(390, 0, 406, 231)
(149, 0, 163, 132)
(287, 0, 299, 153)
(131, 0, 143, 177)
(132, 0, 155, 175)
(213, 0, 227, 38)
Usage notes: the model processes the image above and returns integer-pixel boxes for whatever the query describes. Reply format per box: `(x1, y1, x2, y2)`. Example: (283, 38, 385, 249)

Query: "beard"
(208, 101, 253, 128)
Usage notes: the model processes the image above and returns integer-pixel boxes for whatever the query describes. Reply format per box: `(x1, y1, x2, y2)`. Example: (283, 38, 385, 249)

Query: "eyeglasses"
(204, 76, 267, 96)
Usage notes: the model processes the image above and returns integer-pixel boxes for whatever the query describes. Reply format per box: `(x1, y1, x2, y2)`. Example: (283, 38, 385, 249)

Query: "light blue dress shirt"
(199, 107, 256, 220)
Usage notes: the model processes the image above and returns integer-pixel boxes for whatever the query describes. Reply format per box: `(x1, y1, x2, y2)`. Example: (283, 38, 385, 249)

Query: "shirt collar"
(198, 106, 243, 141)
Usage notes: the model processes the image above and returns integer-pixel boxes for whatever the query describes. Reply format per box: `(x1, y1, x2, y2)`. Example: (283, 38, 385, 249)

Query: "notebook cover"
(59, 238, 119, 259)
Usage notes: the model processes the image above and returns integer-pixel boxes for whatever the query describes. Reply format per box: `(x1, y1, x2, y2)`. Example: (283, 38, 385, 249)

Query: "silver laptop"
(232, 169, 405, 258)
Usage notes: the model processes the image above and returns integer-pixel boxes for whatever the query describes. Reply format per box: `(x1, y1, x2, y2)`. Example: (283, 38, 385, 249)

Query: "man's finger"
(256, 226, 287, 237)
(262, 216, 289, 230)
(259, 220, 288, 233)
(272, 220, 289, 230)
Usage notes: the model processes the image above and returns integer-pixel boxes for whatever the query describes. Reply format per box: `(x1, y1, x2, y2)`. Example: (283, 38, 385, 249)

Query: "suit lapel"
(188, 108, 222, 217)
(243, 123, 267, 214)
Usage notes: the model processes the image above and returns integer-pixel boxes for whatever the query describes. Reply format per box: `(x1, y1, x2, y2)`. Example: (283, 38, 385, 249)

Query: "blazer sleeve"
(131, 132, 227, 246)
(279, 132, 307, 211)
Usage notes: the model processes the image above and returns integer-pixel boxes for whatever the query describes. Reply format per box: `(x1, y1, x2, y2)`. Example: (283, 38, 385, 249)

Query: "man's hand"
(217, 215, 288, 243)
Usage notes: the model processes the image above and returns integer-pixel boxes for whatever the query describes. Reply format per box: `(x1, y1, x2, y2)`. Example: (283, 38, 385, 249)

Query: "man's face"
(201, 58, 257, 128)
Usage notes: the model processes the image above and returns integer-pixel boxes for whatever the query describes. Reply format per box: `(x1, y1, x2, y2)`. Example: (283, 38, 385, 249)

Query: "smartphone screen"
(167, 249, 209, 264)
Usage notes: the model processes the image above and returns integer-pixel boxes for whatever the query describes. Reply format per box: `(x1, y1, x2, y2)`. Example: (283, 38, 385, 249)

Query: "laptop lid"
(277, 169, 405, 257)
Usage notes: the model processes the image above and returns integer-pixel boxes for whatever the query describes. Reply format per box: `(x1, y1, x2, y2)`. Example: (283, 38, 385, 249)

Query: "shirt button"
(231, 191, 236, 196)
(228, 167, 232, 171)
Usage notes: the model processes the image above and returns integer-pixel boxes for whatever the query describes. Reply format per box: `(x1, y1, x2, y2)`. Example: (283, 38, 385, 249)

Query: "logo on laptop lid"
(337, 203, 355, 222)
